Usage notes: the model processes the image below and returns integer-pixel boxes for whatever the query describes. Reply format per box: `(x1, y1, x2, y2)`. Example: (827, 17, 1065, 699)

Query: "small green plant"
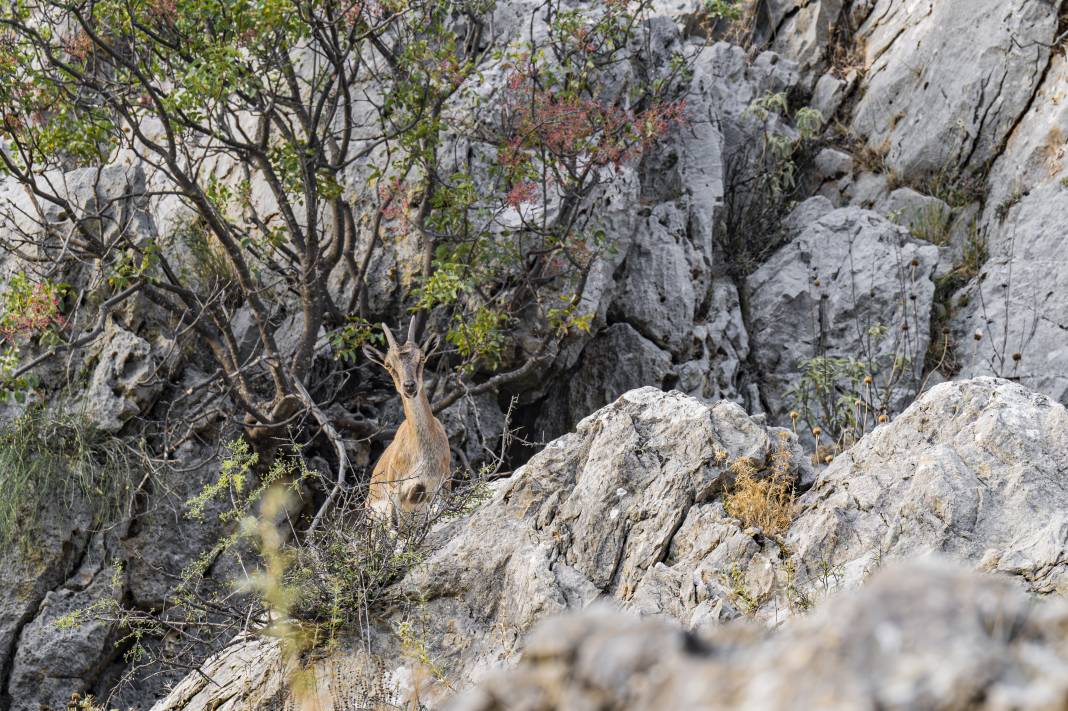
(60, 692, 115, 711)
(703, 0, 744, 22)
(782, 555, 813, 614)
(788, 356, 870, 444)
(717, 93, 823, 278)
(329, 316, 381, 362)
(995, 187, 1025, 222)
(916, 165, 986, 209)
(925, 221, 989, 377)
(448, 306, 509, 370)
(546, 296, 594, 339)
(179, 220, 237, 289)
(396, 615, 448, 685)
(725, 562, 767, 616)
(907, 204, 953, 245)
(745, 93, 823, 196)
(0, 410, 134, 550)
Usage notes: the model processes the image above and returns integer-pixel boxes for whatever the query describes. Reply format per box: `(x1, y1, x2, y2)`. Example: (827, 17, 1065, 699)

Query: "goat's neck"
(401, 389, 438, 447)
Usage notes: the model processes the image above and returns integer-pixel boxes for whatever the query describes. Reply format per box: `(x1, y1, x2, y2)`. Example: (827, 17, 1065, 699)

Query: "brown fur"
(363, 324, 451, 522)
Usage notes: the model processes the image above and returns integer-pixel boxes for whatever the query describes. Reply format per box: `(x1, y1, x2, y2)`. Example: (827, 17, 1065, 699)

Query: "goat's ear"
(362, 343, 386, 367)
(421, 333, 441, 358)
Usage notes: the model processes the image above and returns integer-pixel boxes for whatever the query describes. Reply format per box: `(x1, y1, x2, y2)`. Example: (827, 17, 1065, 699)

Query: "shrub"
(723, 432, 796, 536)
(0, 409, 134, 550)
(906, 203, 953, 245)
(717, 93, 822, 278)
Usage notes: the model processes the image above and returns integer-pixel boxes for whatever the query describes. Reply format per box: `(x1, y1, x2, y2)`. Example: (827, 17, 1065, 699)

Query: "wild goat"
(362, 321, 451, 523)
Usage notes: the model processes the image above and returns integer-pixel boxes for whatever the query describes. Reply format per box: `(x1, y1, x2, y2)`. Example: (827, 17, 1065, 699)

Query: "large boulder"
(152, 387, 808, 710)
(449, 561, 1068, 711)
(0, 504, 94, 710)
(783, 378, 1068, 604)
(84, 321, 162, 433)
(848, 0, 1061, 178)
(608, 205, 699, 354)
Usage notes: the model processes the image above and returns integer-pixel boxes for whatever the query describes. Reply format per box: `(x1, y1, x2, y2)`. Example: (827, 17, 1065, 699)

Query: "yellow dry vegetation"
(724, 431, 796, 536)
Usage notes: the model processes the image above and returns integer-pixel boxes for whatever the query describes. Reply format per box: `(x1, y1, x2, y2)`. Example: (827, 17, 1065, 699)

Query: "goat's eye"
(408, 483, 427, 503)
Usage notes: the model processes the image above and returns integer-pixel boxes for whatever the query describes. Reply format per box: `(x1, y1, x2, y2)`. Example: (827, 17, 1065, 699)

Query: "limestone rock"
(449, 562, 1068, 711)
(7, 570, 121, 711)
(850, 0, 1060, 178)
(952, 184, 1068, 405)
(608, 204, 698, 353)
(755, 0, 848, 80)
(153, 388, 807, 710)
(84, 321, 161, 433)
(747, 206, 940, 420)
(784, 378, 1068, 605)
(152, 378, 1068, 709)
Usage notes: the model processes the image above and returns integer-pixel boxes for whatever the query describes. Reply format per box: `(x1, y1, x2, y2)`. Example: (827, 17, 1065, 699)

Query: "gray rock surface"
(783, 378, 1068, 604)
(0, 504, 93, 710)
(952, 183, 1068, 405)
(565, 324, 673, 427)
(153, 377, 1068, 709)
(849, 0, 1060, 178)
(747, 206, 940, 420)
(84, 321, 161, 433)
(9, 0, 1068, 705)
(153, 387, 808, 710)
(449, 562, 1068, 711)
(983, 50, 1068, 213)
(608, 205, 698, 353)
(754, 0, 850, 79)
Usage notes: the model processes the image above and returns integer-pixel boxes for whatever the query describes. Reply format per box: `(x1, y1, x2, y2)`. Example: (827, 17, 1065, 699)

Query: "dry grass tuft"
(724, 432, 796, 536)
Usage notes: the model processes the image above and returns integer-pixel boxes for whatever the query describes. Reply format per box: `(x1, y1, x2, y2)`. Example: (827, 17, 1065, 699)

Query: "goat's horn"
(381, 323, 398, 350)
(407, 315, 419, 344)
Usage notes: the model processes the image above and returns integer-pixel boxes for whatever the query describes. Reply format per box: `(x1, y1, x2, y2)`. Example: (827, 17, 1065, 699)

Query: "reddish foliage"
(146, 0, 177, 22)
(498, 64, 688, 180)
(64, 31, 93, 61)
(344, 0, 389, 27)
(1, 283, 65, 339)
(378, 178, 411, 221)
(505, 180, 538, 207)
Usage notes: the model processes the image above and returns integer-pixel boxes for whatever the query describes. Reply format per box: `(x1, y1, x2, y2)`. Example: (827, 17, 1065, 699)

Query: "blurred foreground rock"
(450, 561, 1068, 711)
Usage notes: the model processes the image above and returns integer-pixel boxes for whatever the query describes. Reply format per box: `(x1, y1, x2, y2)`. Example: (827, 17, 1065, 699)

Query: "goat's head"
(362, 321, 440, 400)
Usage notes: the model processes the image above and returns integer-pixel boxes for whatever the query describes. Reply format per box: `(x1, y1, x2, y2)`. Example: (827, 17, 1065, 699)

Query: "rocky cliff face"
(152, 378, 1068, 709)
(5, 0, 1068, 707)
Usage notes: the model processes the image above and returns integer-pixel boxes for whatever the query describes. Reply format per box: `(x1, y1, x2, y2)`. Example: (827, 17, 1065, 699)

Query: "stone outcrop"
(153, 377, 1068, 709)
(449, 562, 1068, 711)
(848, 0, 1061, 178)
(747, 204, 940, 420)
